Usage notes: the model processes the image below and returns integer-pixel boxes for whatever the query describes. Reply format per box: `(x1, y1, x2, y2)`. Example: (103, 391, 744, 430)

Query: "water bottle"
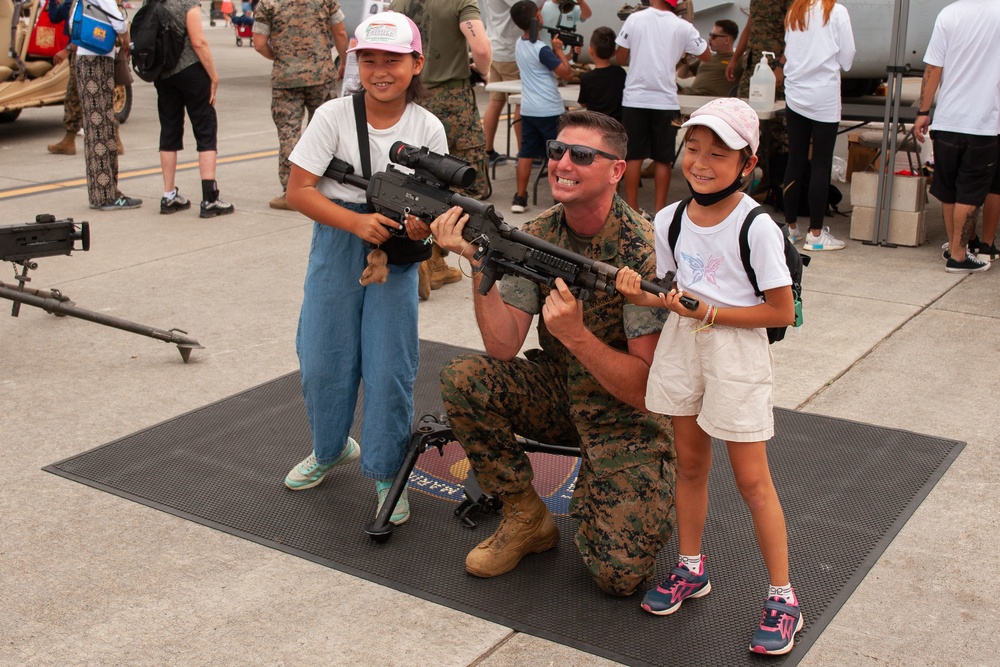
(749, 51, 776, 112)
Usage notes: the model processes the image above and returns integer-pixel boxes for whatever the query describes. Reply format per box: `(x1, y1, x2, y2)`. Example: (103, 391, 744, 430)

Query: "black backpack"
(668, 197, 809, 344)
(130, 0, 185, 82)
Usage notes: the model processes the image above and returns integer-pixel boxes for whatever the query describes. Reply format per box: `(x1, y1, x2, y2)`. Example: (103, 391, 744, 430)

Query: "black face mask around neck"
(685, 160, 750, 207)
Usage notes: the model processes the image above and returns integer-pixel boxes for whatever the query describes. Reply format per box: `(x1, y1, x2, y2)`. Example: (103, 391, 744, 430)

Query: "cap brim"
(680, 115, 751, 152)
(347, 42, 416, 54)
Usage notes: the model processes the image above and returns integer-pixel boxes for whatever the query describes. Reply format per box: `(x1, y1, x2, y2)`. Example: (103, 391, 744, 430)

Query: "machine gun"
(0, 215, 203, 362)
(324, 143, 698, 542)
(324, 142, 699, 308)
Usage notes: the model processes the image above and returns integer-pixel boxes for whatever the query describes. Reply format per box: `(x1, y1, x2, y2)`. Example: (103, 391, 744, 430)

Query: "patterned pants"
(64, 50, 82, 134)
(76, 55, 119, 207)
(272, 83, 332, 191)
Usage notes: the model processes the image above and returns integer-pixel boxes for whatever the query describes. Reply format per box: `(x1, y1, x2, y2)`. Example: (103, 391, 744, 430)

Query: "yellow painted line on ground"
(0, 149, 279, 200)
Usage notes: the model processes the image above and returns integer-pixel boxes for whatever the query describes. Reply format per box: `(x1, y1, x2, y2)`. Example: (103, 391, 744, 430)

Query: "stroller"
(232, 14, 254, 46)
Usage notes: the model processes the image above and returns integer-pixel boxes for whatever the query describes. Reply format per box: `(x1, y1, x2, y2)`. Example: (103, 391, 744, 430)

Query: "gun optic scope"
(558, 0, 576, 14)
(390, 142, 476, 190)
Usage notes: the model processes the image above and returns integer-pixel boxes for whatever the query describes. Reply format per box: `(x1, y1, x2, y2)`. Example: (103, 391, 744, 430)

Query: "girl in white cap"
(617, 98, 801, 655)
(282, 12, 447, 526)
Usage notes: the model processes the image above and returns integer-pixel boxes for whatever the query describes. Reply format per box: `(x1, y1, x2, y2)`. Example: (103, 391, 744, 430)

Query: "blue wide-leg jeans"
(296, 213, 419, 481)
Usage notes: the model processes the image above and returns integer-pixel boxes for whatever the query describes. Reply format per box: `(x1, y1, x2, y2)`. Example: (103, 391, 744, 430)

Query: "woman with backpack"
(150, 0, 235, 217)
(73, 0, 142, 210)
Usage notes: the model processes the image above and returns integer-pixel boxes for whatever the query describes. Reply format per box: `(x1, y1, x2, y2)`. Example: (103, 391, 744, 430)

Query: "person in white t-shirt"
(615, 0, 708, 216)
(780, 0, 854, 252)
(914, 0, 1000, 274)
(283, 12, 448, 527)
(617, 98, 801, 657)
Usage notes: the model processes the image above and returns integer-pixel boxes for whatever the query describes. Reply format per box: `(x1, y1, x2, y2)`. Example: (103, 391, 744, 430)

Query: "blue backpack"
(69, 0, 122, 54)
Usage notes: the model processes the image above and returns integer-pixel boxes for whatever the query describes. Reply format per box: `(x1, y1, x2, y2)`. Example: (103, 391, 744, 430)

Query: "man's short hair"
(715, 19, 738, 41)
(510, 0, 538, 32)
(558, 110, 628, 160)
(589, 26, 617, 60)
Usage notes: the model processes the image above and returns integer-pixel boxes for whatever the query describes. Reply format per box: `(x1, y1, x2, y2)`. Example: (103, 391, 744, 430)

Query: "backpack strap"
(352, 91, 371, 179)
(667, 196, 692, 262)
(738, 205, 768, 298)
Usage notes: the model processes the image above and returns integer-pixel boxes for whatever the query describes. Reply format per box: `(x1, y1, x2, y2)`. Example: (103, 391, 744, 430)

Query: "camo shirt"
(497, 194, 673, 475)
(253, 0, 345, 88)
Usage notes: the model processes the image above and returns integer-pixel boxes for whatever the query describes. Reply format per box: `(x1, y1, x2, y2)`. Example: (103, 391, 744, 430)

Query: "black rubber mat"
(45, 340, 963, 667)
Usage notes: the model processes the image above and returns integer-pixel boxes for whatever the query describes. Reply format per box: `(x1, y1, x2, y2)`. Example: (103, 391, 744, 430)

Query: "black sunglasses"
(709, 33, 728, 39)
(546, 140, 621, 166)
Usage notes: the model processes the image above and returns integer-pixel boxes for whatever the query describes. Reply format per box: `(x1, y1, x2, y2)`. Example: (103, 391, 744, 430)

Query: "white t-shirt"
(783, 3, 855, 123)
(654, 194, 791, 308)
(481, 0, 529, 62)
(616, 8, 706, 110)
(289, 96, 448, 204)
(923, 0, 1000, 136)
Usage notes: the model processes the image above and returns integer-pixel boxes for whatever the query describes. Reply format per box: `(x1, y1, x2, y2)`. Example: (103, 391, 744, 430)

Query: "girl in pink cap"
(282, 12, 447, 527)
(617, 98, 802, 656)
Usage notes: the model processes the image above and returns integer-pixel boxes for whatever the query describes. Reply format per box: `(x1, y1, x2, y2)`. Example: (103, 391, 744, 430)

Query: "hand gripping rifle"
(324, 143, 697, 543)
(324, 141, 700, 307)
(0, 215, 203, 362)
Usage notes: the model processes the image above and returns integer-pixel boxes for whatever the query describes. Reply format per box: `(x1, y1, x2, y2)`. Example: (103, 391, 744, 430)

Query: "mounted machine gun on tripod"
(1, 215, 203, 362)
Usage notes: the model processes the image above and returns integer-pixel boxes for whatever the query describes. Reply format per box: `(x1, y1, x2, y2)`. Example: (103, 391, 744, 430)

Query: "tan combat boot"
(417, 260, 431, 300)
(269, 194, 294, 210)
(465, 486, 559, 578)
(115, 126, 124, 155)
(47, 131, 77, 155)
(428, 243, 462, 290)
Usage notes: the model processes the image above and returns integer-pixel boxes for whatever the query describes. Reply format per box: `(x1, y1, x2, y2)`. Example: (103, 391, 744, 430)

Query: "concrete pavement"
(2, 24, 998, 667)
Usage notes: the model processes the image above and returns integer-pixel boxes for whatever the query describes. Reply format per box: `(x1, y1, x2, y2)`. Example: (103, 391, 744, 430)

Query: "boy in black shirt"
(577, 27, 626, 122)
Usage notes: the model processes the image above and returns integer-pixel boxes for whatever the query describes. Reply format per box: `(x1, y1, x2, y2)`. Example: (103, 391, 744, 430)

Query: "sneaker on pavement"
(945, 251, 991, 273)
(800, 226, 845, 251)
(284, 437, 360, 490)
(511, 194, 528, 214)
(942, 242, 951, 260)
(160, 188, 191, 215)
(749, 596, 804, 655)
(375, 480, 410, 525)
(787, 226, 802, 244)
(200, 197, 235, 218)
(977, 242, 999, 263)
(100, 195, 143, 211)
(640, 557, 712, 616)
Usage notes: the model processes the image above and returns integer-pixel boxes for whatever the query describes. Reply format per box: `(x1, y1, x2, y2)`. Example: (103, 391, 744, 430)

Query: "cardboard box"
(850, 172, 926, 212)
(849, 206, 926, 246)
(846, 134, 879, 182)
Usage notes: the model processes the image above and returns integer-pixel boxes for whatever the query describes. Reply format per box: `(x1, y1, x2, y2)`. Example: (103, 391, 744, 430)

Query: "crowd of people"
(36, 0, 1000, 659)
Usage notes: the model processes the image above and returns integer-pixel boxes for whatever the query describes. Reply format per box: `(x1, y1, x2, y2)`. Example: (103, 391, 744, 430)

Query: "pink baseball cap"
(681, 98, 760, 154)
(348, 11, 422, 55)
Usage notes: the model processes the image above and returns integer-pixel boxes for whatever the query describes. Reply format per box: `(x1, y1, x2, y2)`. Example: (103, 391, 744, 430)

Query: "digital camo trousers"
(441, 352, 676, 596)
(423, 83, 490, 199)
(272, 83, 332, 191)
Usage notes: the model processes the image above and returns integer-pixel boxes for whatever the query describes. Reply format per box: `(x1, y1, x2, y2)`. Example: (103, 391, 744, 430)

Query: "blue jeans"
(296, 204, 420, 481)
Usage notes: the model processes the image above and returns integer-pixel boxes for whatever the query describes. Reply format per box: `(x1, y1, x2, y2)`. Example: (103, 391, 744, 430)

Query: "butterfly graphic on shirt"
(681, 252, 724, 288)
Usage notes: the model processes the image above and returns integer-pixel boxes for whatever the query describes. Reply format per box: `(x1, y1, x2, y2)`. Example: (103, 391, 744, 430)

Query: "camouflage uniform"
(64, 50, 82, 134)
(390, 0, 489, 198)
(252, 0, 343, 191)
(440, 195, 676, 596)
(737, 0, 792, 100)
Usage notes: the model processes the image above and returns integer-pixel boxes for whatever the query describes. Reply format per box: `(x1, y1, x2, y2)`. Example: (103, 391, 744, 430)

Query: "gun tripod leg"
(364, 421, 453, 543)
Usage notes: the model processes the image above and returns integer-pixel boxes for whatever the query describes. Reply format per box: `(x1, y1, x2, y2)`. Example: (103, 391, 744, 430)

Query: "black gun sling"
(351, 92, 431, 266)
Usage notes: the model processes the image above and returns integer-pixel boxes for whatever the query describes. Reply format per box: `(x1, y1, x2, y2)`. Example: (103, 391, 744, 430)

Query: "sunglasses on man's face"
(546, 140, 621, 166)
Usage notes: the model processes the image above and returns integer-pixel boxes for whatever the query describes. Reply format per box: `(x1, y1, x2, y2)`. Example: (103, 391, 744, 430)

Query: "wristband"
(773, 61, 783, 69)
(916, 110, 930, 117)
